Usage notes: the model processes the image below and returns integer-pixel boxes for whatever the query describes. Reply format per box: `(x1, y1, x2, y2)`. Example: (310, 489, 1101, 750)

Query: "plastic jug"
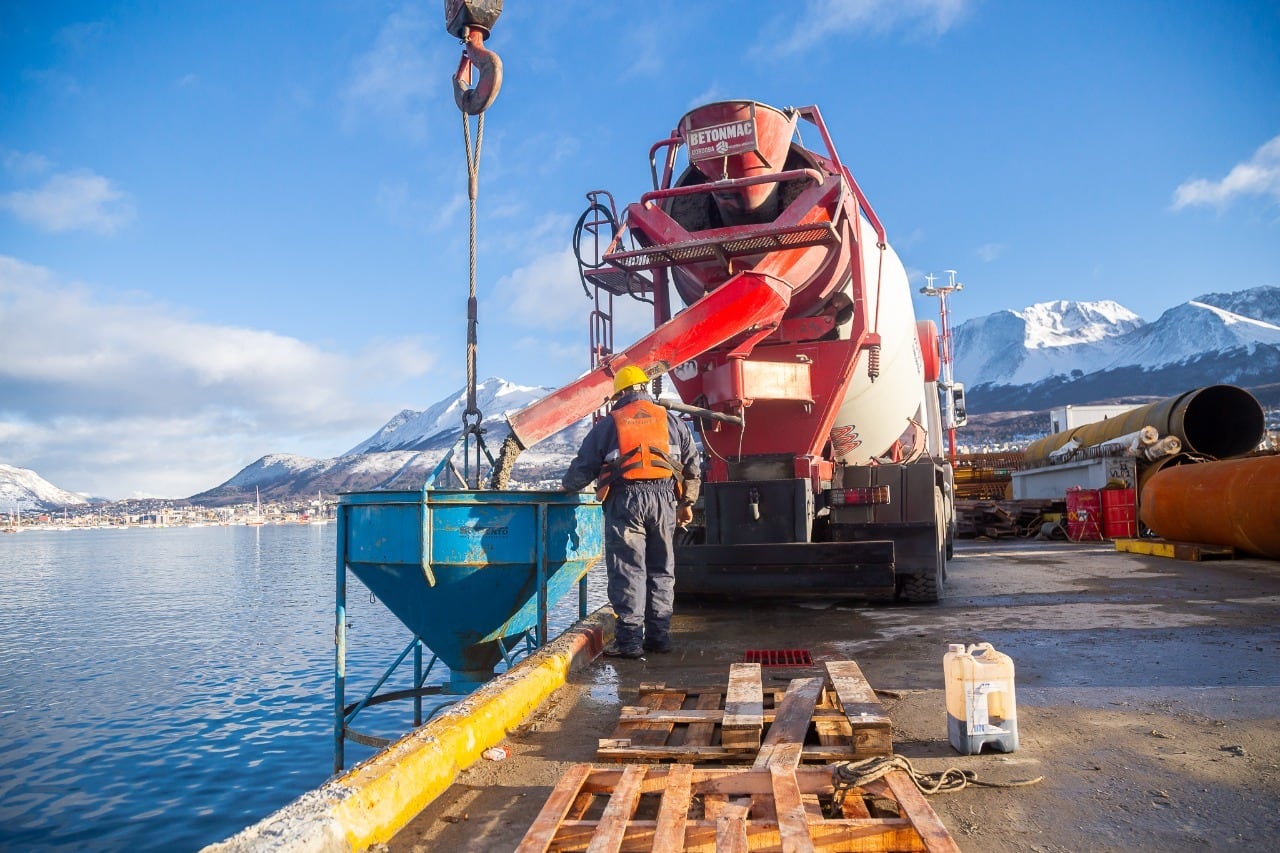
(944, 642, 1019, 754)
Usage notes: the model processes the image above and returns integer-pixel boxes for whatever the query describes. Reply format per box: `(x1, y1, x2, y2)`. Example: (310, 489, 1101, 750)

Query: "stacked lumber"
(955, 499, 1064, 539)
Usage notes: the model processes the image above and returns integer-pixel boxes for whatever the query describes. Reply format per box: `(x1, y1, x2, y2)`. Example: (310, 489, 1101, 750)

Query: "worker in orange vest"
(562, 365, 701, 658)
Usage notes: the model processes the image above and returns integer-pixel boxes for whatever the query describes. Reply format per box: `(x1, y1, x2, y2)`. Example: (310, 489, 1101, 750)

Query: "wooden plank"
(586, 764, 646, 853)
(714, 801, 751, 853)
(553, 819, 927, 852)
(651, 763, 693, 851)
(807, 688, 847, 820)
(826, 660, 893, 757)
(1114, 537, 1235, 561)
(515, 763, 593, 853)
(1174, 542, 1234, 561)
(641, 682, 791, 699)
(596, 743, 872, 763)
(722, 663, 764, 749)
(519, 764, 956, 852)
(754, 677, 824, 769)
(624, 686, 687, 749)
(684, 689, 723, 747)
(880, 770, 962, 853)
(619, 706, 855, 724)
(770, 764, 815, 853)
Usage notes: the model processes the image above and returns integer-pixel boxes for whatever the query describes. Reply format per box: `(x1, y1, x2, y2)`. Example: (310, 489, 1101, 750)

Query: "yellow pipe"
(204, 611, 612, 852)
(1024, 385, 1264, 466)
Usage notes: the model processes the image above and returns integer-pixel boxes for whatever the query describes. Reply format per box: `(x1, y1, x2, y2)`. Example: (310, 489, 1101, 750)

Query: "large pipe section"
(1024, 385, 1265, 466)
(1140, 455, 1280, 560)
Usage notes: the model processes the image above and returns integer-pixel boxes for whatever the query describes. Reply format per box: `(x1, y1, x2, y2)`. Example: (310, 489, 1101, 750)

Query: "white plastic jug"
(944, 642, 1019, 754)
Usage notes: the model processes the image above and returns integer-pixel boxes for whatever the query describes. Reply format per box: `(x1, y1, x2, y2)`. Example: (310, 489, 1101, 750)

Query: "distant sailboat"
(1, 504, 18, 534)
(247, 487, 266, 526)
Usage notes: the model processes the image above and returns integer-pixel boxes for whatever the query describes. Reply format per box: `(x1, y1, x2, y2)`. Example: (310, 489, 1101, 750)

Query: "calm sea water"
(0, 525, 605, 852)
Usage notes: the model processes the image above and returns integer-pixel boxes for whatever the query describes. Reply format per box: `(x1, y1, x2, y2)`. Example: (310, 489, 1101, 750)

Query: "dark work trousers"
(603, 479, 677, 652)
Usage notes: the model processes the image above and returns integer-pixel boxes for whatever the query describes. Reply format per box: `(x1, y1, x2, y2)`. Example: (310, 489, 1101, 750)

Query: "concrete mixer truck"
(492, 101, 954, 602)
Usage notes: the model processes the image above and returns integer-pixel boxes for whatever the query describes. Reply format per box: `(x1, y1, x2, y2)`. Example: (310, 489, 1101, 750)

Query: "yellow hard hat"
(612, 364, 649, 394)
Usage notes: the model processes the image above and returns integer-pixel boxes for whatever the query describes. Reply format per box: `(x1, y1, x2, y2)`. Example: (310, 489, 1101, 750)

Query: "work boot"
(643, 639, 673, 654)
(603, 641, 643, 659)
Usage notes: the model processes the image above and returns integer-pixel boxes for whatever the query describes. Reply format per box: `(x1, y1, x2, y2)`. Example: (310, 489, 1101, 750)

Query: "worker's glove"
(677, 504, 694, 527)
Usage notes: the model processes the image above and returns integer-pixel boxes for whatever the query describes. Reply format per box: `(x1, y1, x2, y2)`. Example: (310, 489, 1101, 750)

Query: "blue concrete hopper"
(337, 489, 603, 686)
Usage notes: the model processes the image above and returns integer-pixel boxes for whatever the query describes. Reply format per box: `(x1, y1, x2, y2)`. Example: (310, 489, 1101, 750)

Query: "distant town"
(2, 496, 331, 531)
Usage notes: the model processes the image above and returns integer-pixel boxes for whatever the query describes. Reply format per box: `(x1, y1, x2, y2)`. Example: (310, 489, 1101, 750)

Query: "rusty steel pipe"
(1140, 455, 1280, 560)
(1024, 385, 1265, 466)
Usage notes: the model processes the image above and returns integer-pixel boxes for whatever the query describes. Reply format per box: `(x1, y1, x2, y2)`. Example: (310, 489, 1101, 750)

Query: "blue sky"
(2, 0, 1278, 498)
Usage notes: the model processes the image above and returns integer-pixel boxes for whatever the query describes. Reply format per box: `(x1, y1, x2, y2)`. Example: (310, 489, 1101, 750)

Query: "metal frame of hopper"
(333, 489, 600, 772)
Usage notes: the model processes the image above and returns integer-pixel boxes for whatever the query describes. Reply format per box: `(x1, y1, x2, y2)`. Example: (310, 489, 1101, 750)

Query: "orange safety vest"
(595, 400, 678, 500)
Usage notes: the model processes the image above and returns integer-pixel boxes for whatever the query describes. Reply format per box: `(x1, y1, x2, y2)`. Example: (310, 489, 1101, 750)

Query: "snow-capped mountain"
(189, 378, 594, 506)
(346, 377, 559, 454)
(954, 285, 1280, 411)
(0, 463, 91, 512)
(952, 300, 1145, 388)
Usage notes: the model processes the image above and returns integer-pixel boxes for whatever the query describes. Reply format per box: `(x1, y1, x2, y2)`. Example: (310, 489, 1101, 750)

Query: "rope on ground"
(829, 754, 1043, 813)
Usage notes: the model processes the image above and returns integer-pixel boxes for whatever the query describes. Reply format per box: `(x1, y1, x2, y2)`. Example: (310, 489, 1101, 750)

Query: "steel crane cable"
(461, 108, 485, 437)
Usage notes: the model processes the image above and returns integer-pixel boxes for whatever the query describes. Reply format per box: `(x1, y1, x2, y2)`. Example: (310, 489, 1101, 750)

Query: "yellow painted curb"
(204, 609, 613, 852)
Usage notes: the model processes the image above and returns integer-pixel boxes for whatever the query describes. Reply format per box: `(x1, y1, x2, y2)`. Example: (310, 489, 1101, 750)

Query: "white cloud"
(688, 85, 724, 110)
(0, 169, 135, 234)
(486, 241, 656, 342)
(487, 247, 588, 332)
(376, 179, 466, 231)
(619, 23, 666, 79)
(342, 4, 444, 142)
(0, 256, 436, 497)
(1172, 134, 1280, 211)
(2, 150, 53, 176)
(771, 0, 971, 54)
(975, 242, 1006, 262)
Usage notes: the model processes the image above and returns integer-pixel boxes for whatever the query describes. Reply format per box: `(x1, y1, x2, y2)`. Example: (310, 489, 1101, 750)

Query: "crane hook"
(453, 27, 502, 115)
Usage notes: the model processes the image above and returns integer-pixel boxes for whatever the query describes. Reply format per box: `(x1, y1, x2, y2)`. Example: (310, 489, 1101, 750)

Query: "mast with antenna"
(919, 270, 965, 461)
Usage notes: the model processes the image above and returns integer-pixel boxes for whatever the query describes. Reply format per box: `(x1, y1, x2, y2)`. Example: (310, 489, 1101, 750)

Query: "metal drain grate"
(742, 649, 813, 667)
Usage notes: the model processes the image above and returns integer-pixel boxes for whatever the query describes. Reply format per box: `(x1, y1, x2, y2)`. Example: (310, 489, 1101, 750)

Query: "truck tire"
(900, 490, 946, 603)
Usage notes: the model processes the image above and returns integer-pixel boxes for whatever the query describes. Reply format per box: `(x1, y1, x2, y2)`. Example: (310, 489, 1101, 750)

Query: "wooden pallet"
(597, 661, 892, 765)
(514, 762, 959, 852)
(1114, 537, 1236, 561)
(523, 659, 959, 851)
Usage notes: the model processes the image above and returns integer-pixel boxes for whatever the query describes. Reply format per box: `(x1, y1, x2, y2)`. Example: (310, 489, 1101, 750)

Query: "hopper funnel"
(338, 489, 603, 684)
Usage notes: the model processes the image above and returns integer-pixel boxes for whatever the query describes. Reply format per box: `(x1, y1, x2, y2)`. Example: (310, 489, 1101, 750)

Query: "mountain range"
(2, 286, 1277, 510)
(952, 285, 1280, 412)
(185, 378, 594, 507)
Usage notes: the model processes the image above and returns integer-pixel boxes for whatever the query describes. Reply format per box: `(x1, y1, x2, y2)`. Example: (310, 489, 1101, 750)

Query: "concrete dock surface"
(388, 539, 1280, 852)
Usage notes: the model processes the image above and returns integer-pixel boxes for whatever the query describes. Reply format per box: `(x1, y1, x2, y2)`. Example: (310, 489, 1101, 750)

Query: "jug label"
(966, 682, 990, 732)
(965, 680, 1012, 735)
